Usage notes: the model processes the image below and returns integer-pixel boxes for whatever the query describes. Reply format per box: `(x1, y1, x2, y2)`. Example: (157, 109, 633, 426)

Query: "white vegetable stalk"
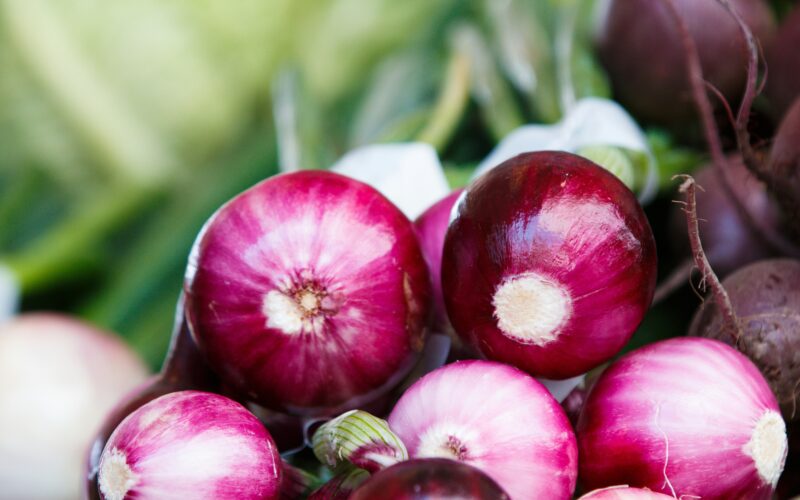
(0, 265, 20, 324)
(473, 98, 658, 203)
(331, 142, 450, 220)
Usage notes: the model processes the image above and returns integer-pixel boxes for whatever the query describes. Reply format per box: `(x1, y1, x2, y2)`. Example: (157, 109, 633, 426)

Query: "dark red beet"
(595, 0, 775, 126)
(769, 96, 800, 238)
(688, 258, 800, 420)
(350, 459, 510, 500)
(668, 157, 782, 277)
(766, 6, 800, 119)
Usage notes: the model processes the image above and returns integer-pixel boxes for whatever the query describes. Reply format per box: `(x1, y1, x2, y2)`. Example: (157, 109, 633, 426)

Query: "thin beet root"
(668, 158, 782, 277)
(688, 258, 800, 421)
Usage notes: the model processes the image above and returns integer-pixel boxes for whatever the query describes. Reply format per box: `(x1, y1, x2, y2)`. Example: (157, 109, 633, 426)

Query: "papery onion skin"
(414, 189, 463, 332)
(388, 360, 578, 500)
(185, 170, 430, 415)
(442, 151, 656, 379)
(578, 486, 674, 499)
(0, 313, 147, 500)
(577, 337, 787, 499)
(350, 458, 509, 500)
(97, 390, 281, 500)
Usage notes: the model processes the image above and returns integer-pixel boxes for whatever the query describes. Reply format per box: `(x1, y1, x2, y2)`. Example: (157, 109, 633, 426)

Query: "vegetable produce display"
(2, 0, 800, 499)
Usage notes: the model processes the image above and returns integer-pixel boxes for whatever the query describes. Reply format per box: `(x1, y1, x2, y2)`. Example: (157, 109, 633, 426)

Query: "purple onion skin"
(577, 337, 787, 499)
(414, 189, 463, 333)
(578, 486, 674, 499)
(595, 0, 775, 126)
(442, 152, 656, 380)
(388, 360, 578, 500)
(688, 259, 800, 420)
(668, 158, 782, 277)
(766, 7, 800, 119)
(350, 459, 509, 500)
(97, 391, 281, 499)
(185, 170, 430, 415)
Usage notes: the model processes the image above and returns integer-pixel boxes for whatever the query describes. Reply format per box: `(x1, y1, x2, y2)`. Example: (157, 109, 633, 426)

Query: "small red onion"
(185, 170, 430, 415)
(442, 152, 657, 379)
(350, 458, 509, 500)
(414, 189, 464, 332)
(97, 391, 281, 499)
(0, 314, 147, 500)
(577, 337, 787, 499)
(388, 360, 577, 499)
(578, 486, 673, 499)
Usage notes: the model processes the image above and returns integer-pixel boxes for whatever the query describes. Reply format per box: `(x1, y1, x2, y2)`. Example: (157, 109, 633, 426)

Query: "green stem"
(416, 48, 471, 152)
(313, 410, 408, 473)
(1, 186, 155, 293)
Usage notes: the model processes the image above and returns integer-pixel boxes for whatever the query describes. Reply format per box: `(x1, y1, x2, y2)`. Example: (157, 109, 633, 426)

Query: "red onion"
(442, 151, 656, 379)
(577, 337, 787, 499)
(350, 458, 510, 500)
(0, 314, 147, 500)
(578, 486, 673, 499)
(387, 360, 578, 499)
(185, 170, 430, 415)
(84, 299, 220, 499)
(97, 390, 281, 499)
(414, 189, 463, 333)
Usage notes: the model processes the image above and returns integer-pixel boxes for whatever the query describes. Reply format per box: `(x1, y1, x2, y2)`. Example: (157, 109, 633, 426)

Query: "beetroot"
(765, 6, 800, 119)
(668, 157, 782, 277)
(689, 258, 800, 420)
(595, 0, 775, 126)
(768, 96, 800, 238)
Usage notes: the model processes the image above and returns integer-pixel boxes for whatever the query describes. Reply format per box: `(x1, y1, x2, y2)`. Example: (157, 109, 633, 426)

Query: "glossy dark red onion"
(350, 459, 509, 500)
(442, 151, 656, 379)
(577, 337, 787, 499)
(185, 170, 430, 415)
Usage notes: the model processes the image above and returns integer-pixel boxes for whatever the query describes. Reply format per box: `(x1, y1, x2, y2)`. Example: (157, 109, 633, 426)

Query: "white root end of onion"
(416, 424, 475, 461)
(0, 265, 20, 324)
(744, 410, 787, 487)
(492, 273, 571, 345)
(263, 289, 323, 335)
(98, 448, 137, 500)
